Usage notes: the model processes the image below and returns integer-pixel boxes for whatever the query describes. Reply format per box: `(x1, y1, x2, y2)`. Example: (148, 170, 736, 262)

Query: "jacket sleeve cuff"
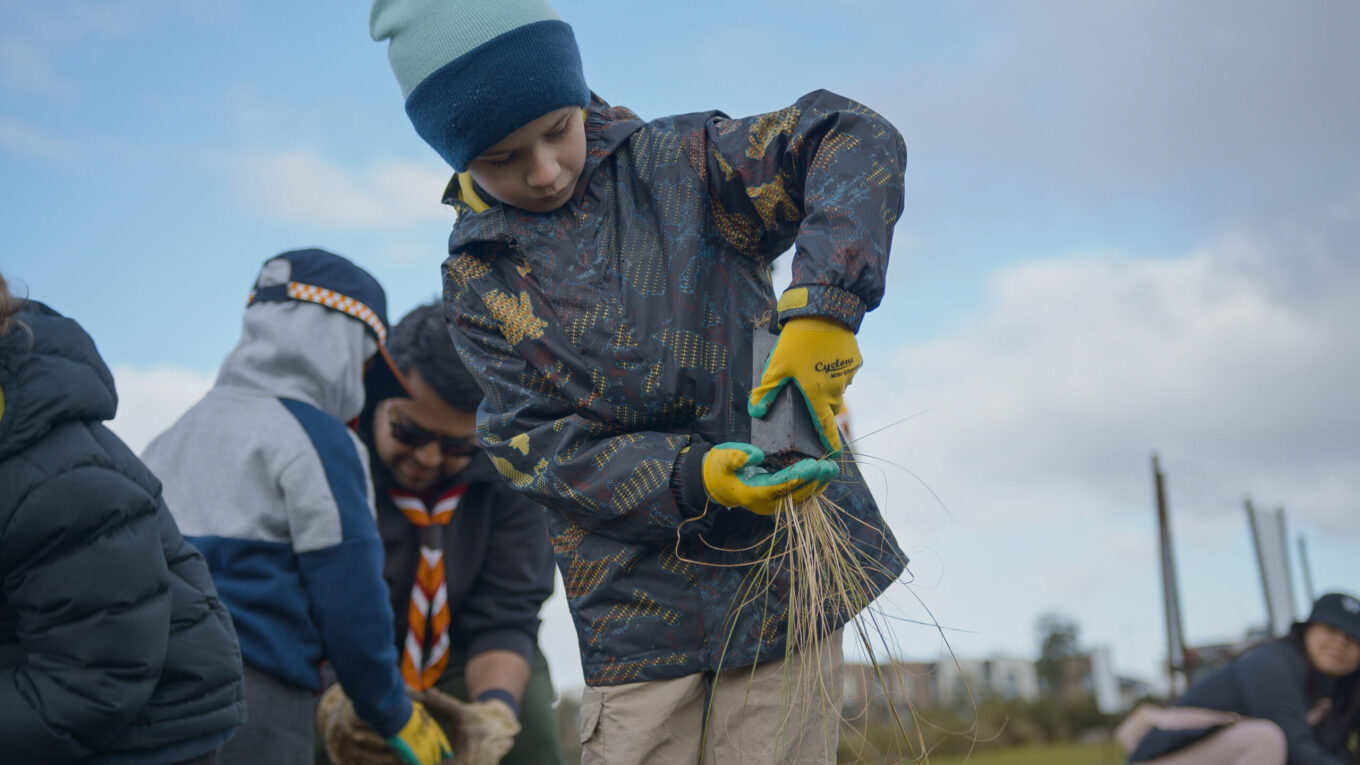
(371, 695, 414, 740)
(776, 284, 867, 332)
(476, 688, 521, 717)
(671, 438, 713, 516)
(467, 629, 536, 664)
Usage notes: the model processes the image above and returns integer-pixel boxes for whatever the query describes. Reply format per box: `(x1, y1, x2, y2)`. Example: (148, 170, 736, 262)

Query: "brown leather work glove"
(317, 684, 407, 765)
(415, 689, 519, 765)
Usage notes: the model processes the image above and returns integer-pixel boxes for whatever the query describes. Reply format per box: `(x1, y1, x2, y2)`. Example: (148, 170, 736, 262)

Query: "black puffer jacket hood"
(0, 301, 117, 459)
(0, 303, 245, 763)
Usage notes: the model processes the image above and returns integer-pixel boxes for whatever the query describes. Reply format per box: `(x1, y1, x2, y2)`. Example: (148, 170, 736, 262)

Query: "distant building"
(988, 657, 1042, 701)
(1090, 646, 1120, 715)
(845, 646, 1144, 716)
(843, 660, 938, 713)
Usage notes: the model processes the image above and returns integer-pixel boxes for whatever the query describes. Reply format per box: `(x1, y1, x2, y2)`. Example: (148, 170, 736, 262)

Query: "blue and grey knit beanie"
(370, 0, 590, 171)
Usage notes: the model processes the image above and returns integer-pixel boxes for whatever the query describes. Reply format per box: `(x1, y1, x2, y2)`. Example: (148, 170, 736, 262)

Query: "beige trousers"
(578, 631, 843, 765)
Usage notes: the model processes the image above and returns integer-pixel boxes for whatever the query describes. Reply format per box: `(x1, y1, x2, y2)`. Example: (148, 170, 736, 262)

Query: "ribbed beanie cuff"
(403, 20, 588, 170)
(372, 0, 589, 170)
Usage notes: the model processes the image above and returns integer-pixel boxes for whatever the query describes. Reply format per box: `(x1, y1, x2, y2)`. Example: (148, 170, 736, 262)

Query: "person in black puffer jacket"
(0, 273, 246, 764)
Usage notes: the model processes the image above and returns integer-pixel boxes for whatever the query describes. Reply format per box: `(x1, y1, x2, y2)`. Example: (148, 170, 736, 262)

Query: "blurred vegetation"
(837, 695, 1116, 763)
(556, 692, 1122, 764)
(921, 741, 1125, 765)
(1035, 613, 1082, 698)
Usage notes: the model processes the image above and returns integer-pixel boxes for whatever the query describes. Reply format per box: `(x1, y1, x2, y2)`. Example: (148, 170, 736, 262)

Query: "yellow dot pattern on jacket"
(483, 290, 547, 344)
(0, 384, 6, 423)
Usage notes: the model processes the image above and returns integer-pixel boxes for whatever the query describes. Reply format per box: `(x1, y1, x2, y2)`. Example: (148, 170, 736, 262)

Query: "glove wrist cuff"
(671, 438, 712, 515)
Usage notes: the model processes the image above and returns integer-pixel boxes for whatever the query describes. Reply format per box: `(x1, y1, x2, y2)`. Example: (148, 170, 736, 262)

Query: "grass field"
(919, 741, 1125, 765)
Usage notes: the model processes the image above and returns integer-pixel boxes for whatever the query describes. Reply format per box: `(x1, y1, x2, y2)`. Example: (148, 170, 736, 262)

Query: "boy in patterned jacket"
(371, 2, 909, 762)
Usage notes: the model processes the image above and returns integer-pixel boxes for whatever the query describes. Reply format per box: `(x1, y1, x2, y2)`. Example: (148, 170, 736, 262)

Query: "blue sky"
(5, 0, 1359, 694)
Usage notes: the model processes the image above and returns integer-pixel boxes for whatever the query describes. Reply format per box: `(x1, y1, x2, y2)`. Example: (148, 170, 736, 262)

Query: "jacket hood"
(0, 302, 118, 461)
(214, 300, 376, 422)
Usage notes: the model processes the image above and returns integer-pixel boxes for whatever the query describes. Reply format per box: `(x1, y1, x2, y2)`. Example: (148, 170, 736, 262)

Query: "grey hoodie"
(142, 299, 412, 738)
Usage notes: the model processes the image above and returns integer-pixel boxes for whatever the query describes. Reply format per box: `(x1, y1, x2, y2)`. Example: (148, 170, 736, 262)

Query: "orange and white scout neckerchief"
(389, 484, 466, 691)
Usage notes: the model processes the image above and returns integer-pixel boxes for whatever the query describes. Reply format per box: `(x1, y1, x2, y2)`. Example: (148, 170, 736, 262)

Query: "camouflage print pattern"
(441, 90, 908, 686)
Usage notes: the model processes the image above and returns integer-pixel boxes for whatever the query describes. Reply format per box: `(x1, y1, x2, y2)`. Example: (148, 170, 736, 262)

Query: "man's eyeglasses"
(387, 408, 479, 458)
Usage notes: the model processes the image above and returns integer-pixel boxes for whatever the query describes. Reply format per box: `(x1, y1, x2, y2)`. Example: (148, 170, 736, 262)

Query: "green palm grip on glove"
(703, 442, 838, 515)
(748, 316, 862, 457)
(386, 701, 453, 765)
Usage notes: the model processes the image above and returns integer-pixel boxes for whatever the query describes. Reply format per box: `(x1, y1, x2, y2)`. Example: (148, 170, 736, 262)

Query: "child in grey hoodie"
(143, 249, 451, 765)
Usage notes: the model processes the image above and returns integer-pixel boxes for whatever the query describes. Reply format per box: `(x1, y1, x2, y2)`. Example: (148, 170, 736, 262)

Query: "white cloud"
(0, 117, 71, 160)
(858, 225, 1360, 536)
(0, 37, 70, 96)
(375, 238, 456, 268)
(540, 574, 585, 691)
(226, 148, 455, 229)
(855, 0, 1360, 260)
(0, 1, 148, 97)
(845, 213, 1360, 678)
(107, 364, 213, 455)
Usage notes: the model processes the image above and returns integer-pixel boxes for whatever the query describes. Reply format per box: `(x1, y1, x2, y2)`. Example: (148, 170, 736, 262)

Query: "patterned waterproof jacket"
(442, 90, 908, 686)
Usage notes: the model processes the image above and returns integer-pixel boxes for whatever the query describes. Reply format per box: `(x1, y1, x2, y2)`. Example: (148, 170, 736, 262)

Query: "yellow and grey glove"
(702, 442, 837, 515)
(387, 701, 454, 765)
(748, 316, 862, 456)
(417, 689, 519, 765)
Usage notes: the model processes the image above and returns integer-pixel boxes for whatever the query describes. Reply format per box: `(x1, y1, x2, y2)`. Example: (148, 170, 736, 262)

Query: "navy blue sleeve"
(1232, 643, 1350, 765)
(280, 400, 412, 739)
(458, 484, 555, 662)
(703, 90, 907, 332)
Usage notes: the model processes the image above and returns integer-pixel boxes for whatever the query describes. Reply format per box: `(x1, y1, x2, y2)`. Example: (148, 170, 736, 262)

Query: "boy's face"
(467, 106, 586, 213)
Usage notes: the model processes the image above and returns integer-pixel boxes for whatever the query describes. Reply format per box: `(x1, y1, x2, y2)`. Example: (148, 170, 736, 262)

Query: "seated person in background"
(142, 250, 451, 765)
(1126, 592, 1360, 765)
(321, 301, 562, 765)
(0, 272, 245, 764)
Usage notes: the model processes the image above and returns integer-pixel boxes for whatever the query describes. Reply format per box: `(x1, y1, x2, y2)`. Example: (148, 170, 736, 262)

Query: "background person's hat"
(1305, 592, 1360, 643)
(247, 248, 410, 402)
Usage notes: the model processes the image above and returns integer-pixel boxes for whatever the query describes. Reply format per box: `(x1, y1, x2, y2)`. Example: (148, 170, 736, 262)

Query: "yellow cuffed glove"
(702, 442, 838, 515)
(387, 701, 453, 765)
(748, 316, 862, 456)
